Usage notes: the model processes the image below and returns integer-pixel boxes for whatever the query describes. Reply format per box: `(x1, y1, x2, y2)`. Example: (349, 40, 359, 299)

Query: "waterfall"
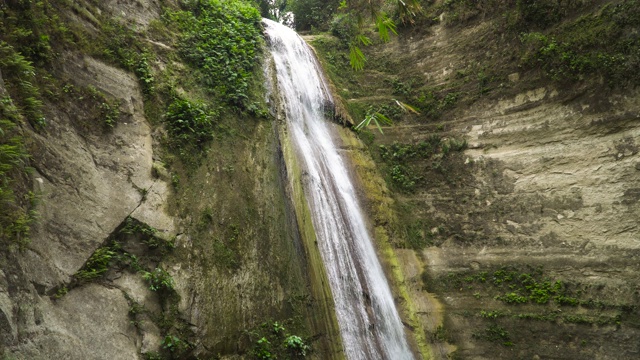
(263, 19, 414, 360)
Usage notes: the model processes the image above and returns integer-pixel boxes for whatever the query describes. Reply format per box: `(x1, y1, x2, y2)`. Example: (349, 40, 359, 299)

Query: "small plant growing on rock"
(142, 267, 174, 292)
(75, 246, 116, 281)
(253, 337, 273, 359)
(251, 321, 310, 359)
(53, 286, 68, 299)
(284, 335, 310, 356)
(161, 335, 184, 352)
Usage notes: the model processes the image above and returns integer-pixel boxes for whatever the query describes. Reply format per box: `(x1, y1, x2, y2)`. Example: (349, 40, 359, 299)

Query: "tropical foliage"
(171, 0, 263, 107)
(287, 0, 422, 69)
(355, 99, 419, 133)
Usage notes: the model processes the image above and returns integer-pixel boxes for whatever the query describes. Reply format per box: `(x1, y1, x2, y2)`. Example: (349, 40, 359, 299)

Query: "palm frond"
(349, 44, 367, 71)
(376, 13, 397, 42)
(355, 112, 393, 134)
(393, 99, 421, 114)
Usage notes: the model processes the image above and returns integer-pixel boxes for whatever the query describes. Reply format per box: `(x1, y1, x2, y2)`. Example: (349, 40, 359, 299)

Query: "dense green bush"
(164, 97, 216, 147)
(520, 1, 640, 85)
(288, 0, 342, 31)
(142, 267, 175, 292)
(173, 0, 262, 107)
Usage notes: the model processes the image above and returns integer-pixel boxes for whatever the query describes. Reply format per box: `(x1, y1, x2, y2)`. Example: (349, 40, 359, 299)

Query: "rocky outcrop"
(27, 54, 156, 290)
(313, 4, 640, 359)
(2, 2, 344, 359)
(0, 51, 172, 358)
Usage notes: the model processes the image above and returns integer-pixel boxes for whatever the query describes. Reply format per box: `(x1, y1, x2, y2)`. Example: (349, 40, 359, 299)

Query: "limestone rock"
(12, 285, 139, 360)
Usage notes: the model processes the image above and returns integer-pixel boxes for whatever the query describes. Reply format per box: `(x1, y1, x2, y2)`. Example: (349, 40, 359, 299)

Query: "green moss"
(335, 127, 433, 359)
(519, 1, 640, 86)
(279, 125, 345, 359)
(376, 137, 467, 194)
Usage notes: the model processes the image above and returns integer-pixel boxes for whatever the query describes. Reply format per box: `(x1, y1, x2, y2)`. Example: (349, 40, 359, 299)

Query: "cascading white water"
(263, 19, 414, 360)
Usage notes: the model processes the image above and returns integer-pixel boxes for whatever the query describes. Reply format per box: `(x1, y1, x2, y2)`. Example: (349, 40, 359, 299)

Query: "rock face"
(1, 51, 163, 358)
(311, 4, 640, 360)
(15, 285, 140, 360)
(1, 2, 342, 359)
(27, 54, 155, 290)
(2, 1, 639, 359)
(421, 86, 640, 360)
(101, 0, 162, 29)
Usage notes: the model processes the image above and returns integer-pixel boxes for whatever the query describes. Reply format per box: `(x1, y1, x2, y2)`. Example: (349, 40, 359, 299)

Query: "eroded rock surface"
(2, 53, 164, 357)
(317, 6, 640, 359)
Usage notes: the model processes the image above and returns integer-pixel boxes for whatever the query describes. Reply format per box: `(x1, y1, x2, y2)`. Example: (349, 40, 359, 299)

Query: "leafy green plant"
(483, 324, 513, 346)
(165, 97, 216, 147)
(0, 41, 45, 127)
(142, 267, 175, 292)
(141, 352, 163, 360)
(172, 0, 262, 106)
(120, 216, 157, 238)
(251, 321, 310, 359)
(555, 295, 580, 306)
(496, 292, 528, 304)
(284, 335, 310, 356)
(134, 53, 155, 95)
(99, 101, 120, 129)
(53, 286, 68, 299)
(480, 310, 505, 319)
(272, 321, 285, 335)
(332, 0, 422, 70)
(161, 335, 191, 356)
(253, 337, 273, 359)
(354, 99, 419, 133)
(354, 111, 393, 133)
(75, 246, 117, 281)
(389, 164, 418, 192)
(431, 325, 449, 342)
(414, 89, 460, 119)
(0, 102, 30, 240)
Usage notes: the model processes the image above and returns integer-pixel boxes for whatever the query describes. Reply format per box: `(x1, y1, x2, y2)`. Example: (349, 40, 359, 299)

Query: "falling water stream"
(264, 19, 414, 360)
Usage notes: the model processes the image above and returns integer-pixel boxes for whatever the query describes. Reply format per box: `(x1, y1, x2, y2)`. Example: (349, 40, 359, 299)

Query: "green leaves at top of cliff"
(169, 0, 262, 108)
(329, 0, 422, 70)
(424, 0, 640, 87)
(519, 1, 640, 86)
